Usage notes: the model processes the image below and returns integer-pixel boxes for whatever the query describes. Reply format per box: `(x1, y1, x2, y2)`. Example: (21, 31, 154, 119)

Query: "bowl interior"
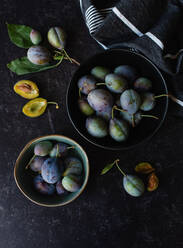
(14, 135, 89, 207)
(67, 49, 168, 150)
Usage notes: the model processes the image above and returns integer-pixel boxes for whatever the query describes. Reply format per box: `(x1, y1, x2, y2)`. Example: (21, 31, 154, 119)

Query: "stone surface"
(0, 0, 183, 247)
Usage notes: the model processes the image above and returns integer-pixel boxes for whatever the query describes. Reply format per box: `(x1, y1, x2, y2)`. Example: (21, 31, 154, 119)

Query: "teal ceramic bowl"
(14, 135, 89, 207)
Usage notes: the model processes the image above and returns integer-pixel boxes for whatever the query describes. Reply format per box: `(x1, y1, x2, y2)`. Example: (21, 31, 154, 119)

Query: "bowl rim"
(14, 134, 90, 207)
(66, 48, 169, 150)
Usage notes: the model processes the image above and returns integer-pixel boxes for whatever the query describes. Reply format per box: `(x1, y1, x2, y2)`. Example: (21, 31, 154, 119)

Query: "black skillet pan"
(67, 49, 168, 150)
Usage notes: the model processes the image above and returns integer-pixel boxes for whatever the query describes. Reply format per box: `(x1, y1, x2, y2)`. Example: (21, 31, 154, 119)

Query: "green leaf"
(7, 23, 33, 48)
(7, 56, 63, 75)
(101, 163, 114, 175)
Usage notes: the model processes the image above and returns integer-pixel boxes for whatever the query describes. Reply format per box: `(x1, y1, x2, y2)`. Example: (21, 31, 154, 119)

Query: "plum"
(134, 77, 152, 92)
(105, 73, 127, 93)
(109, 118, 129, 142)
(34, 141, 53, 156)
(41, 158, 62, 184)
(140, 92, 155, 111)
(78, 75, 96, 95)
(30, 29, 42, 45)
(123, 175, 145, 197)
(49, 142, 72, 157)
(34, 175, 55, 195)
(30, 156, 46, 172)
(78, 98, 94, 116)
(27, 46, 50, 65)
(56, 181, 67, 195)
(96, 106, 112, 121)
(47, 27, 66, 50)
(120, 89, 141, 114)
(63, 157, 83, 176)
(87, 89, 113, 112)
(62, 175, 81, 192)
(91, 66, 110, 81)
(86, 116, 108, 138)
(114, 65, 138, 82)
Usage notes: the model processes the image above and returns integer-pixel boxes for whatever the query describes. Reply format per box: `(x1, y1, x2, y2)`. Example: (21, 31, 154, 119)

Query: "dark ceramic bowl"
(67, 49, 168, 150)
(14, 135, 89, 207)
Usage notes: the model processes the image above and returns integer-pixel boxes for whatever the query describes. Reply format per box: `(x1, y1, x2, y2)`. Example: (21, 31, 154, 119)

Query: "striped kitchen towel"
(79, 0, 183, 114)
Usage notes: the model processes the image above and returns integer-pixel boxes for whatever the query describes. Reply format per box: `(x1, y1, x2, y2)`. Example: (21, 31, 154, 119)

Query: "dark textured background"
(0, 0, 183, 247)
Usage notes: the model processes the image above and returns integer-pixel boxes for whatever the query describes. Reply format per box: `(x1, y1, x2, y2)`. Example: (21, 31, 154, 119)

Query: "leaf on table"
(6, 23, 33, 48)
(101, 163, 114, 175)
(7, 56, 64, 75)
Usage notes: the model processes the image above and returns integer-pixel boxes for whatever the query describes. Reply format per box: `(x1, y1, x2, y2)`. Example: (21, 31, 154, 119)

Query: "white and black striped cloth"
(79, 0, 183, 115)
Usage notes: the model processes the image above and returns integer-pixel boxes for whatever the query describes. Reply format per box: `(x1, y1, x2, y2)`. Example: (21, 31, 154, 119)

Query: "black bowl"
(67, 49, 168, 150)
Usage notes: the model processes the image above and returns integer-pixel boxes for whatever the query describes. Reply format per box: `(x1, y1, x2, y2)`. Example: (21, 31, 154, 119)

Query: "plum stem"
(79, 88, 82, 98)
(25, 154, 36, 170)
(56, 144, 59, 158)
(115, 159, 127, 177)
(67, 146, 75, 150)
(154, 94, 169, 99)
(96, 83, 106, 86)
(141, 114, 159, 120)
(63, 49, 80, 66)
(47, 102, 59, 109)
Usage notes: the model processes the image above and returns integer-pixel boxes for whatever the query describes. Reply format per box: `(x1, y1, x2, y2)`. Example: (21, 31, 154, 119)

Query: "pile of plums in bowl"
(67, 49, 168, 150)
(28, 141, 83, 196)
(14, 135, 89, 206)
(77, 64, 167, 143)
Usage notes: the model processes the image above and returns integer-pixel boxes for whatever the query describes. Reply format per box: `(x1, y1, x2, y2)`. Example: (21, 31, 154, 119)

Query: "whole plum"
(63, 157, 83, 176)
(30, 156, 46, 172)
(91, 66, 110, 81)
(140, 92, 155, 111)
(34, 175, 55, 195)
(87, 89, 113, 112)
(41, 158, 62, 184)
(114, 65, 138, 82)
(62, 175, 81, 192)
(86, 116, 108, 138)
(134, 77, 152, 92)
(48, 27, 66, 50)
(30, 29, 42, 45)
(105, 73, 127, 93)
(120, 111, 142, 126)
(96, 106, 112, 121)
(56, 181, 67, 195)
(78, 75, 96, 95)
(109, 118, 129, 142)
(34, 141, 53, 156)
(123, 175, 145, 197)
(27, 46, 50, 65)
(120, 89, 141, 114)
(49, 142, 71, 158)
(78, 98, 94, 116)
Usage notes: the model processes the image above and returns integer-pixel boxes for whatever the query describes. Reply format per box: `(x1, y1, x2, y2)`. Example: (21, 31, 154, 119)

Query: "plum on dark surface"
(109, 118, 129, 142)
(30, 156, 46, 172)
(78, 98, 94, 116)
(77, 75, 96, 95)
(62, 175, 81, 192)
(105, 73, 127, 93)
(134, 77, 152, 92)
(120, 89, 141, 114)
(86, 116, 108, 138)
(41, 158, 62, 184)
(47, 27, 66, 50)
(27, 46, 50, 65)
(91, 66, 110, 81)
(63, 157, 83, 176)
(34, 141, 53, 156)
(87, 89, 113, 112)
(114, 65, 138, 82)
(34, 175, 55, 195)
